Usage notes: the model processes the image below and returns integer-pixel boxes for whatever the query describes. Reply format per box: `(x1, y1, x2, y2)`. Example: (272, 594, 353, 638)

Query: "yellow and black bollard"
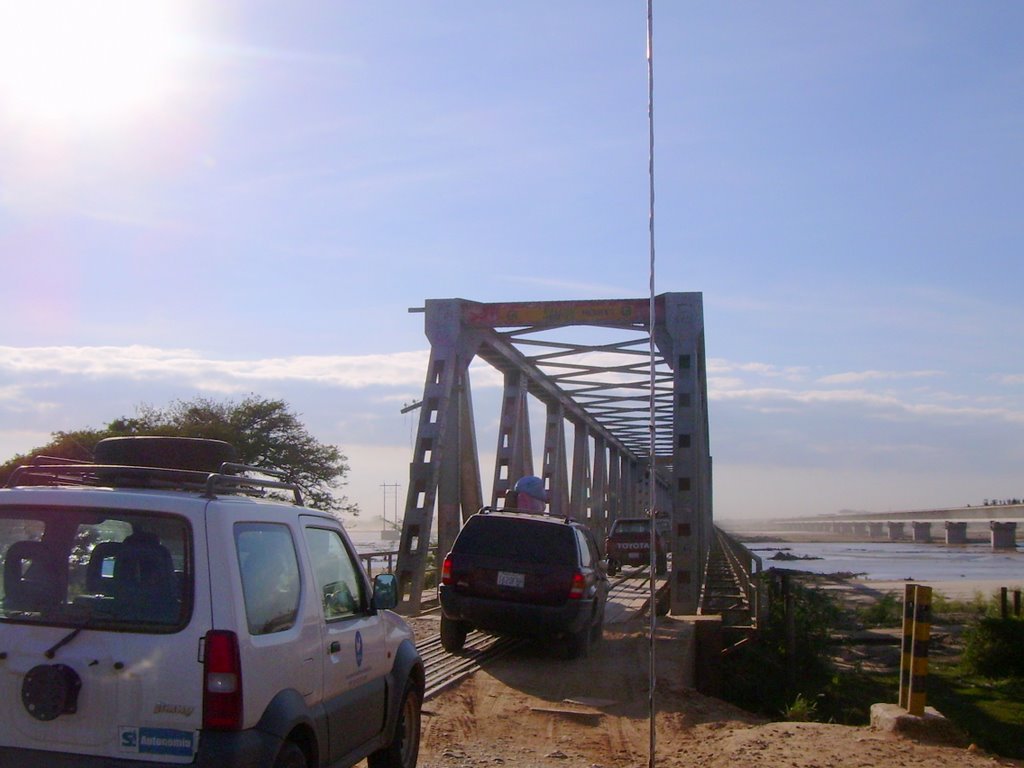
(898, 584, 932, 715)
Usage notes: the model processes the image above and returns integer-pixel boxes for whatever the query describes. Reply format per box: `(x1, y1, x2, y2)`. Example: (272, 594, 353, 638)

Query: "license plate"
(497, 571, 525, 588)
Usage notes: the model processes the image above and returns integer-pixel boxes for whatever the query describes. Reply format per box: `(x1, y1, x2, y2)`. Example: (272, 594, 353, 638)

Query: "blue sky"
(1, 2, 1022, 525)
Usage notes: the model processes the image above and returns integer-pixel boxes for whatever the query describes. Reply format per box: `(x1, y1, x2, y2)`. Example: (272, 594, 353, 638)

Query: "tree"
(0, 395, 358, 517)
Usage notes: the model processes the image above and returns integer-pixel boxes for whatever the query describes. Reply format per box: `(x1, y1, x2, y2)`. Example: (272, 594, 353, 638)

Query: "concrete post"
(944, 521, 967, 545)
(912, 522, 932, 543)
(888, 522, 906, 541)
(990, 521, 1017, 550)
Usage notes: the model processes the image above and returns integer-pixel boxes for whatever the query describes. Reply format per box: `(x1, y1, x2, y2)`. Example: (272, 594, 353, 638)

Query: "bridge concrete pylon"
(945, 521, 968, 545)
(991, 521, 1018, 550)
(392, 294, 712, 615)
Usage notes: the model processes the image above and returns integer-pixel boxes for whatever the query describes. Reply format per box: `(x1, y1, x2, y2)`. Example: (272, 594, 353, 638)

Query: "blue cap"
(513, 475, 547, 502)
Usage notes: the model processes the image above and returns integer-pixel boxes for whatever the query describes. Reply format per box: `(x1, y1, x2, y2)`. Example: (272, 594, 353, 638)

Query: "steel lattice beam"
(393, 294, 712, 614)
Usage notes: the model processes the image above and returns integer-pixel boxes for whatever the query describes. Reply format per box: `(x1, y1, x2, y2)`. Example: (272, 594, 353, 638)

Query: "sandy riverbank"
(835, 577, 1019, 606)
(850, 578, 1021, 602)
(781, 571, 1022, 608)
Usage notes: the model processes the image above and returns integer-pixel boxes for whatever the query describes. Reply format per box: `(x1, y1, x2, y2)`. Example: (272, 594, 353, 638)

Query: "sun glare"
(0, 1, 190, 130)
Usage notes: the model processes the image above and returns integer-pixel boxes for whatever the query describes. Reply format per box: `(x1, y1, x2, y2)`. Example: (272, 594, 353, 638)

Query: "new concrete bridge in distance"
(767, 504, 1022, 550)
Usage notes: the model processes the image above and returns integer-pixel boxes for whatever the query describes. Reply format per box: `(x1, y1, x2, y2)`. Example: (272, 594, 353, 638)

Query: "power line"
(645, 2, 659, 767)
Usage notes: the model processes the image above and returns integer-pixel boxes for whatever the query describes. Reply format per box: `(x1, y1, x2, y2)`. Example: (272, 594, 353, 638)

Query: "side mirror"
(372, 573, 398, 611)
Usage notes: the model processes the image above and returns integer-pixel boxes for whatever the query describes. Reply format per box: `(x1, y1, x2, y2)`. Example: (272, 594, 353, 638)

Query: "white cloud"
(817, 369, 944, 385)
(707, 375, 746, 390)
(0, 385, 23, 402)
(708, 358, 808, 381)
(5, 346, 1019, 431)
(710, 383, 1024, 426)
(2, 345, 1021, 519)
(0, 345, 431, 389)
(713, 386, 900, 407)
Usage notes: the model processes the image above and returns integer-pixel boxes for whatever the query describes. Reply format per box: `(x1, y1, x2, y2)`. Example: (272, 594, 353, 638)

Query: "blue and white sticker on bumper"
(120, 726, 197, 757)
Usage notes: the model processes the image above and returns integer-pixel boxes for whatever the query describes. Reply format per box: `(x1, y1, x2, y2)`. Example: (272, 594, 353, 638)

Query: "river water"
(348, 529, 1023, 586)
(749, 540, 1023, 584)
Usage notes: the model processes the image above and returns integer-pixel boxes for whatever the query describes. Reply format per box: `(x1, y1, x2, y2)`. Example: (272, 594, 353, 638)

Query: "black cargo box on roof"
(93, 437, 238, 473)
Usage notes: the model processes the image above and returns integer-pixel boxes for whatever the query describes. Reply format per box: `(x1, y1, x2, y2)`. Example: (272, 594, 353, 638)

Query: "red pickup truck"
(604, 517, 668, 576)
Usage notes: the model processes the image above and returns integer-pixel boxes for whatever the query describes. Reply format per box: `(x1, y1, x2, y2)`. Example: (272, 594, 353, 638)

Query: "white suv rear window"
(0, 506, 191, 631)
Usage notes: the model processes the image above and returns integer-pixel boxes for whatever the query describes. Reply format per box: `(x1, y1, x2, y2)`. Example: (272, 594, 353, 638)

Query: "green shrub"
(857, 591, 901, 627)
(931, 590, 994, 622)
(782, 693, 819, 722)
(720, 573, 841, 719)
(962, 618, 1024, 678)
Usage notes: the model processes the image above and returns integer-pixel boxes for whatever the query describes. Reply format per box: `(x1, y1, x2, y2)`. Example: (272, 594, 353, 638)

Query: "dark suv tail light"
(441, 555, 453, 586)
(203, 630, 242, 730)
(567, 571, 586, 600)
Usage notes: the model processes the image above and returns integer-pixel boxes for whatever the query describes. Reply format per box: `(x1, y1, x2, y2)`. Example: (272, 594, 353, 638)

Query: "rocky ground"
(400, 610, 1022, 768)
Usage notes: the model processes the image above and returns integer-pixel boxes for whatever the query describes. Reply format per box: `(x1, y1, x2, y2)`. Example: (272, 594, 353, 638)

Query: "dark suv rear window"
(454, 516, 577, 565)
(0, 506, 191, 632)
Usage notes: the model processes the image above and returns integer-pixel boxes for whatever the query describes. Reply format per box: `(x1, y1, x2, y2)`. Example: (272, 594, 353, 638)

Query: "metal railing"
(358, 549, 400, 578)
(704, 527, 765, 629)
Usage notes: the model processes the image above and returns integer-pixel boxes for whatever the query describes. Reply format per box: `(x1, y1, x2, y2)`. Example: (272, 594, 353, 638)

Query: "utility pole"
(380, 482, 401, 540)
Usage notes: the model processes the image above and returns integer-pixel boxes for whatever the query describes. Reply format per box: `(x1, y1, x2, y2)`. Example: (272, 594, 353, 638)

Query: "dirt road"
(411, 617, 1022, 768)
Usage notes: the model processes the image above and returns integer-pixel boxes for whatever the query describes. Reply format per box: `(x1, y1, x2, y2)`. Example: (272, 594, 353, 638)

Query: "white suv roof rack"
(7, 460, 305, 505)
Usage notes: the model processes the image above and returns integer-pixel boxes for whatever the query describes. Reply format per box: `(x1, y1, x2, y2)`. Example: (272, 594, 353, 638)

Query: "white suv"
(0, 437, 423, 768)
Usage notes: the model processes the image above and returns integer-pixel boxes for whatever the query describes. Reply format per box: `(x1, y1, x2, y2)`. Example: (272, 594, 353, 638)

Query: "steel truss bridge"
(393, 293, 714, 616)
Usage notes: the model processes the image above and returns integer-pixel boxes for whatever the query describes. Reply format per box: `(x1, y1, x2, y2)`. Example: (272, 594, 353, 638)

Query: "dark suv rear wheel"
(590, 608, 605, 644)
(273, 741, 308, 768)
(440, 615, 469, 652)
(566, 622, 591, 659)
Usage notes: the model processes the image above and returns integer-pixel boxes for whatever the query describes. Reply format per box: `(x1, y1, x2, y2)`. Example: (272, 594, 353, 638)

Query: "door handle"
(329, 640, 341, 654)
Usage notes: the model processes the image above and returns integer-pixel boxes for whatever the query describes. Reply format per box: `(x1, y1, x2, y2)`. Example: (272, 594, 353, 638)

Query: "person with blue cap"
(511, 475, 547, 513)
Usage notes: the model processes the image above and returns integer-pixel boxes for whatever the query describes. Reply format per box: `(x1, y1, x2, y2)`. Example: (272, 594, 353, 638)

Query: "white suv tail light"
(202, 630, 243, 730)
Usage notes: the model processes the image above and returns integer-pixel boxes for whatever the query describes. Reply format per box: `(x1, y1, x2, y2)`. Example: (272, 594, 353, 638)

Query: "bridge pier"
(944, 521, 968, 545)
(662, 293, 713, 616)
(887, 522, 906, 541)
(868, 522, 885, 539)
(912, 522, 932, 543)
(852, 522, 868, 537)
(991, 521, 1017, 550)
